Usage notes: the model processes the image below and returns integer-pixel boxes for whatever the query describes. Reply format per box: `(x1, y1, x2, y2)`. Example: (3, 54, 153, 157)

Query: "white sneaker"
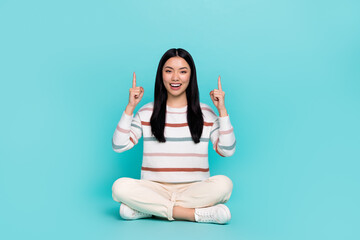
(119, 203, 152, 220)
(194, 204, 231, 224)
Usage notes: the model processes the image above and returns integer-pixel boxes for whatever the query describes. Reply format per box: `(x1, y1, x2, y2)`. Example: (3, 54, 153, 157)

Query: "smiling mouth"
(169, 83, 182, 90)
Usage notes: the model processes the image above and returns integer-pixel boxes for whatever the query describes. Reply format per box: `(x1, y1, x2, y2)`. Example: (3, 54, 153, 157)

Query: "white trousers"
(112, 175, 233, 220)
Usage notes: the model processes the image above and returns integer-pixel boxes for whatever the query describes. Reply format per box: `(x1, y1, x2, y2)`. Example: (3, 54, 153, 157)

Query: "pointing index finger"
(132, 72, 136, 88)
(218, 75, 222, 91)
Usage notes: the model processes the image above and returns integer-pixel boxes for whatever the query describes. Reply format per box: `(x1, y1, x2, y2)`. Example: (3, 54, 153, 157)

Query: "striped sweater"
(112, 102, 236, 183)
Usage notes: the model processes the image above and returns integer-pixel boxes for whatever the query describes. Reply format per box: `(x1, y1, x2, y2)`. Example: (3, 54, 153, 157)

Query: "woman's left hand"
(210, 76, 228, 117)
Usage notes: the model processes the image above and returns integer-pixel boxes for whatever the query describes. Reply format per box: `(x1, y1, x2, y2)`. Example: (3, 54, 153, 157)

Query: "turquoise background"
(1, 0, 359, 239)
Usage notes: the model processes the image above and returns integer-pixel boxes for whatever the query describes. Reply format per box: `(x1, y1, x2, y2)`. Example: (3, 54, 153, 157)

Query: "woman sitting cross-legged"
(111, 48, 236, 224)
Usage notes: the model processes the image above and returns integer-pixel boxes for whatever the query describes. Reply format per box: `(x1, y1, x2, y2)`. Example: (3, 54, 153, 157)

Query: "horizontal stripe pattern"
(116, 126, 130, 133)
(131, 123, 142, 130)
(167, 111, 186, 114)
(220, 127, 234, 135)
(112, 139, 127, 150)
(141, 121, 213, 127)
(143, 137, 209, 142)
(218, 140, 236, 151)
(138, 107, 216, 115)
(112, 102, 235, 183)
(138, 107, 154, 112)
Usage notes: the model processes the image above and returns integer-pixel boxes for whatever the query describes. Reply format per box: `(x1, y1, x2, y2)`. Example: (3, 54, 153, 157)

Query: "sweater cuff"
(218, 115, 232, 130)
(118, 111, 133, 129)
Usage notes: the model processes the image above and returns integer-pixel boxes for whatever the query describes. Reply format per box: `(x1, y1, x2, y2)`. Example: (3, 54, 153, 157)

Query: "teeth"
(170, 84, 181, 87)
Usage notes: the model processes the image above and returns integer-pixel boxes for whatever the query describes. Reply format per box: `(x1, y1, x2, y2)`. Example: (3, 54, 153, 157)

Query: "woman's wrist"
(218, 108, 228, 117)
(125, 104, 135, 116)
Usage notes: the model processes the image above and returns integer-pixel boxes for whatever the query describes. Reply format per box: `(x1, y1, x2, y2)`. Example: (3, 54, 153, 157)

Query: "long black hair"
(150, 48, 204, 143)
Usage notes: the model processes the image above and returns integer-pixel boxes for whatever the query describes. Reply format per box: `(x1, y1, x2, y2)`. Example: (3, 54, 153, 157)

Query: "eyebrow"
(164, 66, 188, 70)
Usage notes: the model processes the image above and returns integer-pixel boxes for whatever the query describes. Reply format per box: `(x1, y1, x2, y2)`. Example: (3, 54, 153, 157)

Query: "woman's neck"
(167, 93, 187, 108)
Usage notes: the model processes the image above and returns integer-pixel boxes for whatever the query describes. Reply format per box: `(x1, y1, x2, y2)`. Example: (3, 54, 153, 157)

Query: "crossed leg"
(112, 175, 233, 221)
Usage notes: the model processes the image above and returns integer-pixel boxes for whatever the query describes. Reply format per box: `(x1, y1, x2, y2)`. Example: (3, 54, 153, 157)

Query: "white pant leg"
(112, 177, 176, 220)
(173, 175, 233, 208)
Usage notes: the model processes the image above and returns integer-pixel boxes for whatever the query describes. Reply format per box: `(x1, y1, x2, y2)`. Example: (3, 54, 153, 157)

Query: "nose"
(172, 72, 180, 81)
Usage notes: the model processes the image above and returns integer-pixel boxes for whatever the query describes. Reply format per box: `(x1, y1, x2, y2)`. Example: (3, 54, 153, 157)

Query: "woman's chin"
(168, 91, 186, 98)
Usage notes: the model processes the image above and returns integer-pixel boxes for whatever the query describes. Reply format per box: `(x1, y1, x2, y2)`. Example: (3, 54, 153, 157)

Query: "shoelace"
(133, 209, 151, 217)
(197, 210, 216, 222)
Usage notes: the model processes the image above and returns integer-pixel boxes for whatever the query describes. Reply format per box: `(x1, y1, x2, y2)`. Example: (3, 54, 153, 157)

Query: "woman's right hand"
(125, 72, 144, 115)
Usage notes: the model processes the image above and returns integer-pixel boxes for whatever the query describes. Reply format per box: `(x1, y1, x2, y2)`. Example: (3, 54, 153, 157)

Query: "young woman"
(111, 48, 236, 224)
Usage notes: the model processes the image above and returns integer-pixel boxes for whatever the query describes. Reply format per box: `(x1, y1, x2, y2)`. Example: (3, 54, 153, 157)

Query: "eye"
(181, 71, 187, 74)
(165, 70, 171, 73)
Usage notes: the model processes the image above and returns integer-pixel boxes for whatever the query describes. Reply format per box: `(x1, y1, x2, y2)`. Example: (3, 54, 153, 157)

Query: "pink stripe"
(144, 153, 208, 157)
(116, 126, 130, 133)
(219, 127, 233, 135)
(201, 107, 216, 115)
(138, 107, 154, 112)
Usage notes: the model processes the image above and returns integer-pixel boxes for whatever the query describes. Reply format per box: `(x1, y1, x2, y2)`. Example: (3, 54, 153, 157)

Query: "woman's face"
(162, 56, 191, 98)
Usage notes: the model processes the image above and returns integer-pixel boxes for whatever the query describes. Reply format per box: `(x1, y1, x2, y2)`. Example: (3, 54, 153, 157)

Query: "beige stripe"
(138, 107, 154, 112)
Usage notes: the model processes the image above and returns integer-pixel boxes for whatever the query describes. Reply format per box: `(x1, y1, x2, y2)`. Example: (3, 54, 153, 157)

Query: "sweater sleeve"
(112, 111, 143, 153)
(209, 115, 236, 157)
